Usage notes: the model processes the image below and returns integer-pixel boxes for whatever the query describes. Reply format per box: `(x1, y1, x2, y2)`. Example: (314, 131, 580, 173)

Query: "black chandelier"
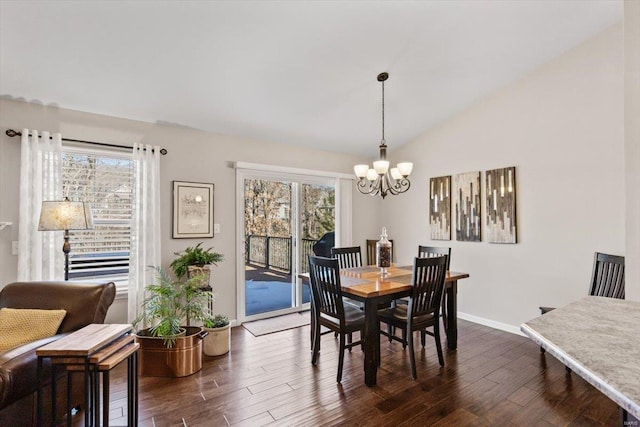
(354, 72, 413, 199)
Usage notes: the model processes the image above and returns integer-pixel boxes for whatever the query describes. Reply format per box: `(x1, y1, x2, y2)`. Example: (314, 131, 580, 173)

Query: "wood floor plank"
(86, 319, 623, 427)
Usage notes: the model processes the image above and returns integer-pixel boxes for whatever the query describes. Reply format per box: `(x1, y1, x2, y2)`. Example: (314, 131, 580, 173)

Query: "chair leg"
(408, 330, 417, 379)
(347, 333, 353, 352)
(434, 323, 444, 366)
(311, 324, 321, 365)
(420, 330, 426, 348)
(441, 299, 447, 328)
(565, 366, 572, 374)
(387, 324, 394, 342)
(540, 346, 545, 353)
(337, 333, 346, 383)
(402, 328, 407, 350)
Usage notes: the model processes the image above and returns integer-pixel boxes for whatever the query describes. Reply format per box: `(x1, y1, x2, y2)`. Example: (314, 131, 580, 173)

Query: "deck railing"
(246, 235, 317, 274)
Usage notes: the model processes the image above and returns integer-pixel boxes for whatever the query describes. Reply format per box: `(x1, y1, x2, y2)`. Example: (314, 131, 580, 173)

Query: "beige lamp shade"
(38, 199, 94, 231)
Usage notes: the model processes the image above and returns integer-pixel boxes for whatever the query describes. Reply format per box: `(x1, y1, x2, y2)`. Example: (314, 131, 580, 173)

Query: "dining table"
(300, 264, 469, 387)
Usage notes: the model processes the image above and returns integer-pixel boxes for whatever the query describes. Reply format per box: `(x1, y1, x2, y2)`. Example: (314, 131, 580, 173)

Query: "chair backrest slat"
(366, 239, 395, 266)
(589, 252, 625, 299)
(417, 245, 451, 271)
(408, 256, 448, 322)
(308, 256, 345, 324)
(331, 246, 363, 269)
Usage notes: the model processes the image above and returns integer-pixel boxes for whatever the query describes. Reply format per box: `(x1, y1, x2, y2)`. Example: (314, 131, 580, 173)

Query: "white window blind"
(62, 147, 133, 291)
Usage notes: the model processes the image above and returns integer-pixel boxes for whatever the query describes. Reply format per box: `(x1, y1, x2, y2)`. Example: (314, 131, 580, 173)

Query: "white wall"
(625, 0, 640, 302)
(0, 22, 629, 331)
(0, 100, 379, 323)
(383, 24, 625, 330)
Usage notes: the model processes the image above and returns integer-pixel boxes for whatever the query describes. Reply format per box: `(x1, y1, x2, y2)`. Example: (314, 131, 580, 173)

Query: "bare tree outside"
(62, 151, 133, 279)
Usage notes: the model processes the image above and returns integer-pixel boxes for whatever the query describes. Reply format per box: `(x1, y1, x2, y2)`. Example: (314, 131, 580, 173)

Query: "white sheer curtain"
(128, 143, 162, 324)
(17, 129, 64, 281)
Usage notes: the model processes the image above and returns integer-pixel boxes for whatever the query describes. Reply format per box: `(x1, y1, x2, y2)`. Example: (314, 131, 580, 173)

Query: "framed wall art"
(454, 171, 481, 242)
(485, 166, 517, 243)
(172, 181, 214, 239)
(429, 175, 451, 240)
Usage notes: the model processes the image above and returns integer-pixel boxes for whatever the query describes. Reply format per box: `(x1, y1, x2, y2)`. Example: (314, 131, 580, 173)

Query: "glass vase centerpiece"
(376, 227, 392, 275)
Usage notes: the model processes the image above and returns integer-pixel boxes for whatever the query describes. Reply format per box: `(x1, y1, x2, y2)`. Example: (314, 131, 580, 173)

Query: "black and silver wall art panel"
(454, 171, 481, 242)
(485, 166, 517, 243)
(429, 176, 451, 240)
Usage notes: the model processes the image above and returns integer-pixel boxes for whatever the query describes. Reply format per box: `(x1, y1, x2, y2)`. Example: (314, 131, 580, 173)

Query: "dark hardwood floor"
(100, 319, 621, 426)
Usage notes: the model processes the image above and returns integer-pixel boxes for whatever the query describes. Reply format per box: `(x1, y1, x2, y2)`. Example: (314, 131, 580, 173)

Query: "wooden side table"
(36, 324, 137, 427)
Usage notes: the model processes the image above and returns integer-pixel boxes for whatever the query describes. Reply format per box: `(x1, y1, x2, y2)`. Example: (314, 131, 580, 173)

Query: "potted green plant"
(202, 314, 231, 356)
(170, 243, 224, 288)
(133, 266, 211, 377)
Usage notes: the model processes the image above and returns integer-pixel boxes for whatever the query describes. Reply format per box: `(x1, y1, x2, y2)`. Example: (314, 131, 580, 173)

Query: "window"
(63, 147, 133, 292)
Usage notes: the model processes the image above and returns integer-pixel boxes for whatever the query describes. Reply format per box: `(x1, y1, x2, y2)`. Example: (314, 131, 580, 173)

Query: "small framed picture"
(172, 181, 214, 239)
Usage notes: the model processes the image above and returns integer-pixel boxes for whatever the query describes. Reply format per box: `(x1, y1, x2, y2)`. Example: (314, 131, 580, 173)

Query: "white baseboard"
(230, 314, 524, 337)
(457, 311, 525, 337)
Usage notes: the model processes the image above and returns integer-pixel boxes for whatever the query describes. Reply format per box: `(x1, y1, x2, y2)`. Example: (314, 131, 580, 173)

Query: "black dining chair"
(308, 255, 365, 383)
(331, 246, 363, 269)
(539, 252, 625, 315)
(418, 245, 451, 271)
(417, 245, 451, 322)
(366, 239, 394, 266)
(392, 245, 451, 316)
(377, 256, 448, 379)
(538, 252, 625, 365)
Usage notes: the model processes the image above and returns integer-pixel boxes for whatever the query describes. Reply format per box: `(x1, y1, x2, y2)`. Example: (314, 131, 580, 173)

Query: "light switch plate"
(11, 241, 19, 256)
(214, 224, 221, 234)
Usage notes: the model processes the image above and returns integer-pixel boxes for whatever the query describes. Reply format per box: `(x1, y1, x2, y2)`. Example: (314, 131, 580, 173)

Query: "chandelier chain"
(381, 79, 385, 144)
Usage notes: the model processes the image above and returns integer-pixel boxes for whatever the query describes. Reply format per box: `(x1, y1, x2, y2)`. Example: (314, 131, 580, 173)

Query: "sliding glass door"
(239, 172, 335, 322)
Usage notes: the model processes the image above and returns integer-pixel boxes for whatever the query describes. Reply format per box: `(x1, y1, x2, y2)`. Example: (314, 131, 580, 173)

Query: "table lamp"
(38, 197, 94, 280)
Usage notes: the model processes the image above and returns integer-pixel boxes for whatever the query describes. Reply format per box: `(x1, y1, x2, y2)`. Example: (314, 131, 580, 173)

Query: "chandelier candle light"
(354, 72, 413, 199)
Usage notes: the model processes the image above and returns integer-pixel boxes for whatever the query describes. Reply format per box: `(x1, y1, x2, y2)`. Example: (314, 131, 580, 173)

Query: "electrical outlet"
(214, 224, 221, 234)
(11, 241, 19, 256)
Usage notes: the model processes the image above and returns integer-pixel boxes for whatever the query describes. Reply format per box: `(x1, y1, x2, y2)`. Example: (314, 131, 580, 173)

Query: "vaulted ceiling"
(0, 1, 622, 157)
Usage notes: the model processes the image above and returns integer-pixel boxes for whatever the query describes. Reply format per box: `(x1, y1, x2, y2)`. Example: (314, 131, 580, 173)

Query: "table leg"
(84, 359, 91, 427)
(127, 353, 133, 426)
(66, 371, 72, 427)
(363, 299, 379, 387)
(37, 357, 43, 427)
(103, 371, 110, 427)
(445, 280, 458, 350)
(134, 351, 139, 426)
(94, 366, 101, 427)
(51, 363, 57, 426)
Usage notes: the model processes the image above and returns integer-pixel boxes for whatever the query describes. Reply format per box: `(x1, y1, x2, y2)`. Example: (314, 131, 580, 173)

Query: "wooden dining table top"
(300, 264, 470, 299)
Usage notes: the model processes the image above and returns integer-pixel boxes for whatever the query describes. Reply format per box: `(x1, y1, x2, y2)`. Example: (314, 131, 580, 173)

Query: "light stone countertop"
(520, 296, 640, 419)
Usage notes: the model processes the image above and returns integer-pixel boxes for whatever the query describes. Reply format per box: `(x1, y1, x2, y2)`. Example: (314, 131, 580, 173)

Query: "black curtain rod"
(5, 129, 168, 155)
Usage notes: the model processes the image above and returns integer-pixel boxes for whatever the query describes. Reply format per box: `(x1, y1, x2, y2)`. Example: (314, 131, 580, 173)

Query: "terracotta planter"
(203, 324, 231, 356)
(135, 326, 207, 377)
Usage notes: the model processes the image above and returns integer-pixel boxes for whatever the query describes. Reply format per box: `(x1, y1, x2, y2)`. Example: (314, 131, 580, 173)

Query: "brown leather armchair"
(0, 281, 116, 426)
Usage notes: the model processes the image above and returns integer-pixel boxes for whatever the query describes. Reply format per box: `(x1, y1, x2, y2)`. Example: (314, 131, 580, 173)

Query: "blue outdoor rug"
(245, 280, 311, 316)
